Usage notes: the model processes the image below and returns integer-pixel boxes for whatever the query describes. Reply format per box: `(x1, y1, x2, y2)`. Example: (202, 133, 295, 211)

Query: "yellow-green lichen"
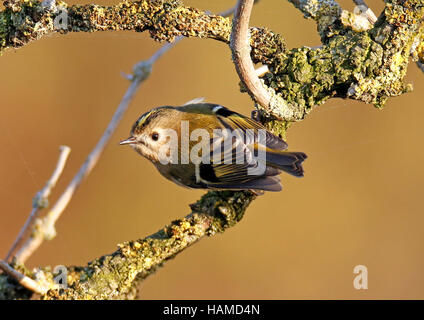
(1, 0, 424, 300)
(36, 190, 255, 299)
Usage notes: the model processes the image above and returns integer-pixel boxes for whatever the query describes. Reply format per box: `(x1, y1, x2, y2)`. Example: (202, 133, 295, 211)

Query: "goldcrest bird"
(120, 102, 307, 192)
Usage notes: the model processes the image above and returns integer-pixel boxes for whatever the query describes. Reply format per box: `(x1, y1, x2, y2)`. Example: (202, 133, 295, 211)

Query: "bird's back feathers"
(127, 103, 307, 192)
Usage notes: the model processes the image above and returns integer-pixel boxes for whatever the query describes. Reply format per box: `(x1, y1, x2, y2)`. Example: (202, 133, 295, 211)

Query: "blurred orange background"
(1, 0, 424, 299)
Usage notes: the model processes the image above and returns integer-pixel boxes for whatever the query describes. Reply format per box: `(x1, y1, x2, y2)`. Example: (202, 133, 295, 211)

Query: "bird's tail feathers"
(266, 151, 307, 177)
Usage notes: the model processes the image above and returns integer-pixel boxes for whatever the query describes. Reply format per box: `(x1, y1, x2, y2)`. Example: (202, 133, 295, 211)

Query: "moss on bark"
(1, 0, 423, 300)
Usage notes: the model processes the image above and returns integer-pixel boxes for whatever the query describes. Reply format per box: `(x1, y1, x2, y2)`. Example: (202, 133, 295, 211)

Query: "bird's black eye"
(151, 132, 159, 141)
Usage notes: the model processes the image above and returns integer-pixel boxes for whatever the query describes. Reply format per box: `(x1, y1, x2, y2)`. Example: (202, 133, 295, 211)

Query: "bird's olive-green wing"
(211, 105, 289, 151)
(198, 162, 282, 191)
(177, 103, 288, 150)
(196, 134, 282, 191)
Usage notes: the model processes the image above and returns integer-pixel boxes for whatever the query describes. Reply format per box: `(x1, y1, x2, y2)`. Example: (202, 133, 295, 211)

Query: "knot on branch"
(132, 60, 152, 82)
(32, 192, 49, 209)
(33, 216, 57, 240)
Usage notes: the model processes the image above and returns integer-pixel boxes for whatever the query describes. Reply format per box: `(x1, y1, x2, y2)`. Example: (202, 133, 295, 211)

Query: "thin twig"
(6, 146, 71, 261)
(13, 5, 237, 264)
(352, 0, 377, 24)
(14, 68, 154, 263)
(230, 0, 300, 121)
(13, 36, 188, 264)
(0, 260, 47, 295)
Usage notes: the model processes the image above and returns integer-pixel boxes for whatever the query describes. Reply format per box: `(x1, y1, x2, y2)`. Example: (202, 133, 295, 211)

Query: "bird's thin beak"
(119, 137, 137, 145)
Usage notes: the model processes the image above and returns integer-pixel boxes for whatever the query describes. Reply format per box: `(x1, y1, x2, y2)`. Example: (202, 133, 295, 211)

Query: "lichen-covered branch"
(0, 0, 231, 52)
(286, 0, 343, 38)
(1, 0, 422, 120)
(1, 191, 255, 299)
(1, 0, 423, 300)
(252, 0, 424, 115)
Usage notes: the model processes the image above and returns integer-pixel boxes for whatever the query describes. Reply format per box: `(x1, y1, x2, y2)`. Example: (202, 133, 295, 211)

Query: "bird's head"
(120, 106, 176, 162)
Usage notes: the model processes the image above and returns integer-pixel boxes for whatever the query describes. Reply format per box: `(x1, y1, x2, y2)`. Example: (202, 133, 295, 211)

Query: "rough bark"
(0, 0, 423, 299)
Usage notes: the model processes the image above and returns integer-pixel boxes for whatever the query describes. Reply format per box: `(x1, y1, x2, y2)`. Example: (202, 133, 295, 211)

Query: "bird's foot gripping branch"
(0, 0, 423, 300)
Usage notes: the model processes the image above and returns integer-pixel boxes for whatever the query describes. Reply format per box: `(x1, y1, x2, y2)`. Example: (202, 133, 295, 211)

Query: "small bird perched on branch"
(120, 103, 307, 192)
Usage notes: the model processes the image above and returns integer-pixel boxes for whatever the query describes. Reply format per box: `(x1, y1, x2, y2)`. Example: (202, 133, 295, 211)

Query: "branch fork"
(1, 0, 423, 299)
(230, 0, 303, 121)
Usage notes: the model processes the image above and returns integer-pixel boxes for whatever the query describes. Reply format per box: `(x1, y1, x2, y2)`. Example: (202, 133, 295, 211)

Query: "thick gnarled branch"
(1, 0, 424, 300)
(0, 0, 231, 52)
(47, 191, 255, 300)
(0, 191, 255, 299)
(1, 0, 423, 117)
(252, 0, 423, 112)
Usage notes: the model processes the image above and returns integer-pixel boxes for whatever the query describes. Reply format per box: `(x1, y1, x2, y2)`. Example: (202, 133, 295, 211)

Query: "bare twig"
(14, 44, 180, 264)
(230, 0, 301, 121)
(0, 260, 47, 295)
(0, 5, 244, 299)
(6, 146, 71, 261)
(352, 0, 377, 24)
(0, 0, 422, 300)
(13, 3, 238, 265)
